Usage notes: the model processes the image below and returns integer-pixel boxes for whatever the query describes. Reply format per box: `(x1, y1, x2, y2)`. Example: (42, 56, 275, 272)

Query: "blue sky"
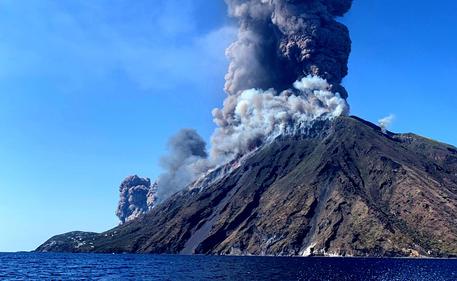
(0, 0, 456, 252)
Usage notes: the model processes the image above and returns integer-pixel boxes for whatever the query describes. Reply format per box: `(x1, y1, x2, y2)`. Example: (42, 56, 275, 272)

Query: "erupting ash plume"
(116, 175, 157, 224)
(153, 0, 353, 201)
(156, 129, 210, 200)
(211, 0, 352, 161)
(223, 0, 352, 97)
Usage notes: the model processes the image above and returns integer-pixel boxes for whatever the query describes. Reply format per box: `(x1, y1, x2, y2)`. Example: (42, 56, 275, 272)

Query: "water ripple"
(0, 253, 455, 281)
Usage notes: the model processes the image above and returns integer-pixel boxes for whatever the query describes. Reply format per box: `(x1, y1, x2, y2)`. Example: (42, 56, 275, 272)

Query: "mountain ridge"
(36, 116, 457, 257)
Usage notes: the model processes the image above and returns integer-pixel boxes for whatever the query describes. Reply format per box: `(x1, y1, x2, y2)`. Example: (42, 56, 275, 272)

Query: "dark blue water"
(0, 253, 456, 280)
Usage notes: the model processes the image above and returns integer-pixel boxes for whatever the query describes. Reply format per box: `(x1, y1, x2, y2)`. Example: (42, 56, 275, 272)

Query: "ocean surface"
(0, 253, 456, 280)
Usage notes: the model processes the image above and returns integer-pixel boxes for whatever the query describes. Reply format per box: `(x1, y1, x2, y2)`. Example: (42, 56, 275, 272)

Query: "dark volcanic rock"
(36, 117, 457, 257)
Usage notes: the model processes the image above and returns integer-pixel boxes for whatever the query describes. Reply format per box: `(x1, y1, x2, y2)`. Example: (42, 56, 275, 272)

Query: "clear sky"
(0, 1, 456, 252)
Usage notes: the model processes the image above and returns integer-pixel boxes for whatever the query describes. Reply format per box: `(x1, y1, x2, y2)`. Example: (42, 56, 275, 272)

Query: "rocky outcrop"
(36, 117, 457, 257)
(36, 232, 98, 253)
(116, 175, 157, 224)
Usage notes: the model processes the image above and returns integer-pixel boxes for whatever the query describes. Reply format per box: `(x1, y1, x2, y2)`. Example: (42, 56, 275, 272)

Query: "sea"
(0, 253, 455, 280)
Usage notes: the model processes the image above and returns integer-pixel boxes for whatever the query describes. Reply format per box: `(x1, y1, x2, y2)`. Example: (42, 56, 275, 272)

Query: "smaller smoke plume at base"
(378, 114, 395, 133)
(155, 129, 210, 201)
(116, 175, 157, 224)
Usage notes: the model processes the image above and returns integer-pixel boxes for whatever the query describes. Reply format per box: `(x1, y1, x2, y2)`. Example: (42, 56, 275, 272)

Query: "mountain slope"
(36, 116, 457, 257)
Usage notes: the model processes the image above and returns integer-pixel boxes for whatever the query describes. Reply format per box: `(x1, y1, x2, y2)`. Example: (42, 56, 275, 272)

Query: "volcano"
(36, 116, 457, 257)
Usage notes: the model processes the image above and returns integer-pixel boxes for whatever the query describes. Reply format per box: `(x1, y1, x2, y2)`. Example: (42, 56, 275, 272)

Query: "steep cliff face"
(36, 117, 457, 257)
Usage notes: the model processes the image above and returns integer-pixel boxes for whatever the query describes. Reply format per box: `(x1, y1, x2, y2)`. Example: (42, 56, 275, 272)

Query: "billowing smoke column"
(223, 0, 352, 97)
(211, 0, 353, 160)
(155, 129, 210, 200)
(116, 175, 157, 224)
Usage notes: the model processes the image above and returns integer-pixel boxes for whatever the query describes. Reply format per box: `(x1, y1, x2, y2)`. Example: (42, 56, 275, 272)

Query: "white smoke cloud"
(211, 76, 348, 162)
(378, 114, 395, 133)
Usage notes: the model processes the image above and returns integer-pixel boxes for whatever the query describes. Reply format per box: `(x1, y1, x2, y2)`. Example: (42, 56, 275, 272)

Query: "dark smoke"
(224, 0, 352, 97)
(156, 129, 209, 200)
(116, 175, 157, 224)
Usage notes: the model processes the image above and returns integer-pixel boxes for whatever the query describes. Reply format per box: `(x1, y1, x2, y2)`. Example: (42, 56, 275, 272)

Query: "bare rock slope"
(36, 117, 457, 257)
